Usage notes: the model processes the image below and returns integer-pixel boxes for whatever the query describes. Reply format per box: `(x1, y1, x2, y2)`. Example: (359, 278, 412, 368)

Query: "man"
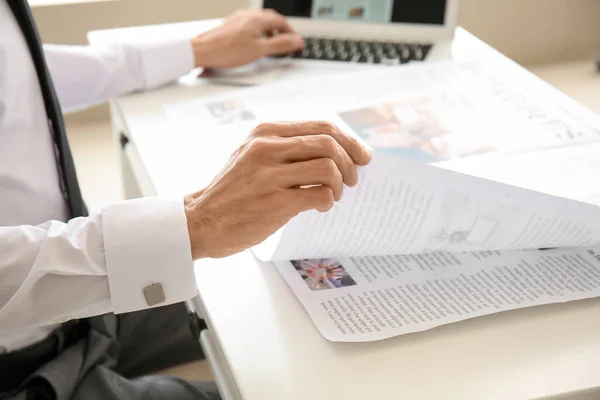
(0, 2, 371, 400)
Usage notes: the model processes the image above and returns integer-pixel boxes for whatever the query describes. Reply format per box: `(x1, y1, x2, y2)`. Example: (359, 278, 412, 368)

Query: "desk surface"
(530, 60, 600, 115)
(94, 22, 600, 399)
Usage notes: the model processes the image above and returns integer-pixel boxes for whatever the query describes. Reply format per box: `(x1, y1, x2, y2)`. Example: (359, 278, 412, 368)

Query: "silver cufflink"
(143, 283, 166, 306)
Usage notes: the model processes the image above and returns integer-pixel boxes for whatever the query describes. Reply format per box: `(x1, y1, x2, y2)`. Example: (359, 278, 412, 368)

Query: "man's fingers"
(278, 158, 344, 201)
(257, 9, 295, 33)
(276, 135, 359, 187)
(289, 185, 336, 213)
(254, 121, 371, 166)
(260, 33, 304, 56)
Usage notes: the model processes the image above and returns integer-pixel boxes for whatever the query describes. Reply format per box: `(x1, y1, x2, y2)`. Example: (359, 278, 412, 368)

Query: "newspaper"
(261, 152, 600, 341)
(165, 61, 600, 342)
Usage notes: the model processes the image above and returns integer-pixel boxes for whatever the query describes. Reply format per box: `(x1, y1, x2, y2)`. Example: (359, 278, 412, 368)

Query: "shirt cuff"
(132, 38, 195, 89)
(102, 197, 197, 314)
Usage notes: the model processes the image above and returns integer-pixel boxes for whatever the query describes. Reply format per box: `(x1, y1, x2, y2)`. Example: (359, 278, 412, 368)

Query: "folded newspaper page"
(165, 61, 600, 342)
(253, 153, 600, 261)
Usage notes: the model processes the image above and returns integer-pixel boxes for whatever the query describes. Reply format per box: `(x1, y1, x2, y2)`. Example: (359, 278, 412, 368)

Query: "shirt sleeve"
(43, 38, 194, 113)
(0, 197, 197, 331)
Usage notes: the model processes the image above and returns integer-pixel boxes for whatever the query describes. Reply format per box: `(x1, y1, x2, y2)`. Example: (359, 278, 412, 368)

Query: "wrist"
(190, 36, 215, 69)
(184, 189, 206, 260)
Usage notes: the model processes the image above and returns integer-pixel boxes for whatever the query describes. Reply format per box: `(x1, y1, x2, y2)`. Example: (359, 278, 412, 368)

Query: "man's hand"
(184, 121, 371, 259)
(191, 9, 304, 69)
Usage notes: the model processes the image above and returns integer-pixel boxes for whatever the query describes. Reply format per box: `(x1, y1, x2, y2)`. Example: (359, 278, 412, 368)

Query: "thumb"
(260, 33, 304, 56)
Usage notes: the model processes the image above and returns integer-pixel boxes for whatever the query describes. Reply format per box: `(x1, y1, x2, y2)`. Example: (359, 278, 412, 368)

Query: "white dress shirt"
(0, 0, 198, 353)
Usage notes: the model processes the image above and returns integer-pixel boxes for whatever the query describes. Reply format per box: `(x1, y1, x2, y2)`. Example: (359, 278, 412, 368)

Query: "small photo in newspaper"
(205, 99, 256, 125)
(291, 259, 357, 291)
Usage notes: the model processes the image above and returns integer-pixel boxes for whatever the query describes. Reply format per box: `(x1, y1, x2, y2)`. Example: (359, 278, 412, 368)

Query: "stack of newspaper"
(166, 61, 600, 342)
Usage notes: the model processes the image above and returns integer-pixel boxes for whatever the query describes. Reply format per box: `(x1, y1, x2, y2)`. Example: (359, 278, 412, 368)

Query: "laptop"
(205, 0, 460, 85)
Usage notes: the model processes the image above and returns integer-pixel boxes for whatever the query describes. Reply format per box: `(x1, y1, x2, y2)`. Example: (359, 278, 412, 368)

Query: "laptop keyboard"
(289, 37, 433, 64)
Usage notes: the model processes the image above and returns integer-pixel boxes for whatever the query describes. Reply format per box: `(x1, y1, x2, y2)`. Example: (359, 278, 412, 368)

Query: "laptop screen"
(263, 0, 447, 25)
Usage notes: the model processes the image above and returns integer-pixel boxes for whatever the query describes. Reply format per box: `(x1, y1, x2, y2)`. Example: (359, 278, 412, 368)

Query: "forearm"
(0, 214, 110, 329)
(0, 197, 197, 331)
(44, 39, 194, 113)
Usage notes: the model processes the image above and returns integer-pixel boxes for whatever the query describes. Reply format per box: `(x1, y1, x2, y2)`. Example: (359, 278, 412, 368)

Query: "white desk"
(91, 22, 600, 400)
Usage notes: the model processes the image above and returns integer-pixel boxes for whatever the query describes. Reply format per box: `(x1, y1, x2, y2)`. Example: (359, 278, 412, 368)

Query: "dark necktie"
(6, 0, 87, 218)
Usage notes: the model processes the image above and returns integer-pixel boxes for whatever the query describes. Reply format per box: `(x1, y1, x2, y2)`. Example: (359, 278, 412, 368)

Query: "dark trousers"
(2, 303, 220, 400)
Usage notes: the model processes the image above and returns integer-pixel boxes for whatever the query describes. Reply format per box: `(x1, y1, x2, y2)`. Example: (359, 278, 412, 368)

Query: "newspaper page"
(253, 152, 600, 261)
(438, 141, 600, 206)
(274, 246, 600, 342)
(165, 61, 600, 169)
